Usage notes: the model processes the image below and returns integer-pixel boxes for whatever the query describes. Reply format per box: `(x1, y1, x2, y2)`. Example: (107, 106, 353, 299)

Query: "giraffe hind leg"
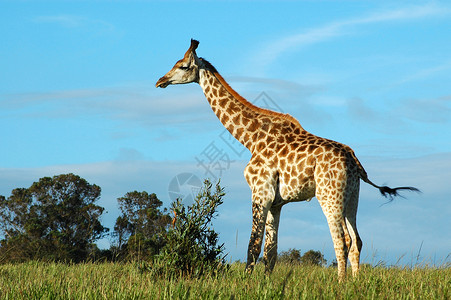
(317, 195, 347, 281)
(345, 216, 362, 276)
(342, 219, 351, 262)
(344, 189, 362, 276)
(326, 214, 347, 282)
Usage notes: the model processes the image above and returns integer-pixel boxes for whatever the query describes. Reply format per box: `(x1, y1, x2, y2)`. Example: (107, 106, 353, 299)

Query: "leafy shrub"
(148, 180, 228, 278)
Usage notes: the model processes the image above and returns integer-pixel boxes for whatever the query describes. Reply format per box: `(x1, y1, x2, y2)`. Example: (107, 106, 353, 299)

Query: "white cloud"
(343, 95, 451, 146)
(346, 97, 379, 123)
(0, 84, 211, 128)
(399, 96, 451, 123)
(228, 75, 323, 96)
(395, 60, 451, 86)
(34, 15, 85, 28)
(33, 15, 116, 33)
(0, 152, 449, 265)
(279, 152, 451, 265)
(255, 3, 450, 72)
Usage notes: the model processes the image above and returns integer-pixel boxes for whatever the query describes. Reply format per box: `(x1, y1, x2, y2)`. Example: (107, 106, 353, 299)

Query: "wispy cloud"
(344, 96, 411, 136)
(345, 94, 451, 126)
(256, 3, 450, 72)
(1, 152, 449, 263)
(229, 75, 323, 95)
(0, 85, 211, 128)
(346, 97, 379, 123)
(395, 60, 451, 86)
(400, 96, 451, 123)
(34, 15, 86, 28)
(33, 14, 117, 34)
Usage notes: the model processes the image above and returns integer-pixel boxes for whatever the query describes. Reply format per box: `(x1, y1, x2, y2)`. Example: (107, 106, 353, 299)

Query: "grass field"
(0, 261, 449, 299)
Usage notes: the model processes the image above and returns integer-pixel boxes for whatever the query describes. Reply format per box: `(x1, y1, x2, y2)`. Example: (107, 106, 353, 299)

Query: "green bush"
(148, 180, 228, 278)
(278, 248, 302, 264)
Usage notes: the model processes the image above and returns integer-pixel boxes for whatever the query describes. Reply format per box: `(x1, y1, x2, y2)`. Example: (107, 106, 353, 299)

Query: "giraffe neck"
(197, 59, 303, 152)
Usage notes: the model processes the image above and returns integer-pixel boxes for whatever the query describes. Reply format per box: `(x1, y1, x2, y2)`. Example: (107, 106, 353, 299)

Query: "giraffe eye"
(179, 66, 189, 70)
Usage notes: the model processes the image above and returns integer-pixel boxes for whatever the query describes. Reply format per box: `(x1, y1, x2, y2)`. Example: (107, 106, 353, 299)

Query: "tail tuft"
(378, 186, 421, 201)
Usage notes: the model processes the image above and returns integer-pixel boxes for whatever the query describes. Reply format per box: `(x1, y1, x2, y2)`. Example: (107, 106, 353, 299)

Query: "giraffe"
(156, 39, 419, 281)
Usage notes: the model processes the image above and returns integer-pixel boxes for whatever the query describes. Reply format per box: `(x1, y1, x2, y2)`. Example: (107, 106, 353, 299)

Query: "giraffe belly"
(278, 176, 316, 203)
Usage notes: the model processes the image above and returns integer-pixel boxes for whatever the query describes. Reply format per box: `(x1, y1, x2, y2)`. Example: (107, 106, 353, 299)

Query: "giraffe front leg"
(245, 198, 271, 273)
(263, 205, 282, 274)
(243, 159, 277, 273)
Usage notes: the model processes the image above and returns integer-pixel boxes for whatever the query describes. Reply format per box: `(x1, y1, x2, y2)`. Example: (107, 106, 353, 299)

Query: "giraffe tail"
(364, 180, 420, 201)
(350, 150, 421, 200)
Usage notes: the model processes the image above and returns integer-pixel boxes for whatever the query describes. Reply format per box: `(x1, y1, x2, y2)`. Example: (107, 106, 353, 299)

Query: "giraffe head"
(156, 39, 201, 88)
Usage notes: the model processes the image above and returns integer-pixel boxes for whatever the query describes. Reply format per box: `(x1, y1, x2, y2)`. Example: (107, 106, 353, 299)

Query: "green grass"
(0, 261, 449, 299)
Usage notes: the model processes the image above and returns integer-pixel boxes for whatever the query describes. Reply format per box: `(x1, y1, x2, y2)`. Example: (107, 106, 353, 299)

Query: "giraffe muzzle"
(155, 76, 170, 88)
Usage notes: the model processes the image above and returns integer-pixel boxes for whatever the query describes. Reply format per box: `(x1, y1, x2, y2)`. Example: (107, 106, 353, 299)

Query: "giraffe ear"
(190, 39, 199, 52)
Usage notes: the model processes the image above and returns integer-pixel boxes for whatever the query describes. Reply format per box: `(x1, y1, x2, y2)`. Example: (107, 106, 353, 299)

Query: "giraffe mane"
(200, 58, 302, 128)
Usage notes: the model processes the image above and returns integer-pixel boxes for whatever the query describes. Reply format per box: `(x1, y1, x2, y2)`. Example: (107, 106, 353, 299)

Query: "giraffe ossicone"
(156, 39, 420, 281)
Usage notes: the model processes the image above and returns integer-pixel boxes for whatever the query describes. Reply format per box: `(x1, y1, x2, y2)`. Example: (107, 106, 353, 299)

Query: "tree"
(300, 250, 327, 266)
(112, 191, 171, 260)
(0, 174, 108, 263)
(277, 249, 327, 267)
(278, 248, 302, 264)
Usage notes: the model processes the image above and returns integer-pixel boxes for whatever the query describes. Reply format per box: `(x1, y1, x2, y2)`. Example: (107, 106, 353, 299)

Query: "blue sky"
(1, 1, 450, 265)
